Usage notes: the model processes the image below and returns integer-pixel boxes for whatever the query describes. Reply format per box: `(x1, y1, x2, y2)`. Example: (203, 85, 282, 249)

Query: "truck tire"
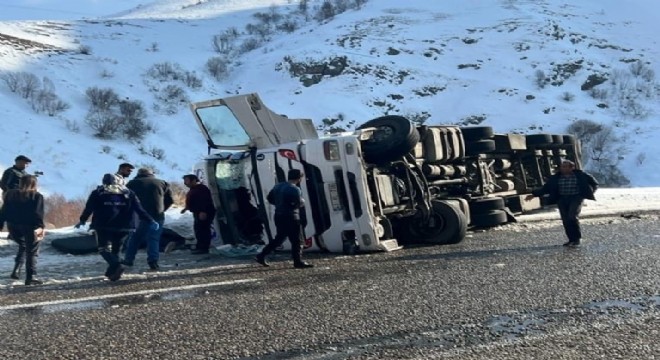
(563, 134, 577, 144)
(460, 126, 494, 141)
(358, 115, 420, 163)
(551, 134, 564, 145)
(465, 139, 496, 156)
(471, 210, 508, 228)
(469, 197, 505, 214)
(409, 200, 467, 245)
(526, 134, 553, 146)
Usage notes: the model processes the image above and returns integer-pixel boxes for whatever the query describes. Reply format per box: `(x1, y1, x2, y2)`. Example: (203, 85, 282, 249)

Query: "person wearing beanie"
(76, 173, 158, 281)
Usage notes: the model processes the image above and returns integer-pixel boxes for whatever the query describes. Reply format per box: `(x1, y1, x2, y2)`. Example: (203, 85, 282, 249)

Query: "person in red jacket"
(181, 174, 216, 254)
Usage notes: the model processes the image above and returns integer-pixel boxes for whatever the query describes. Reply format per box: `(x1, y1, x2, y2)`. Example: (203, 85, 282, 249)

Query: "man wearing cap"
(1, 155, 32, 195)
(76, 173, 158, 281)
(114, 163, 135, 186)
(123, 168, 174, 270)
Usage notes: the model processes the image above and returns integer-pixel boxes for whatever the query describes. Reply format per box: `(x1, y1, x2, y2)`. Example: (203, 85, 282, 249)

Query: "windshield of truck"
(195, 105, 251, 147)
(215, 158, 248, 190)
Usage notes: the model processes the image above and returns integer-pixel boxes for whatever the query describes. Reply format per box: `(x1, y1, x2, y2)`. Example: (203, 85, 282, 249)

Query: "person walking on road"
(525, 159, 599, 247)
(181, 174, 216, 255)
(1, 155, 32, 195)
(0, 175, 46, 285)
(114, 163, 135, 186)
(77, 173, 158, 281)
(123, 168, 174, 270)
(256, 169, 313, 269)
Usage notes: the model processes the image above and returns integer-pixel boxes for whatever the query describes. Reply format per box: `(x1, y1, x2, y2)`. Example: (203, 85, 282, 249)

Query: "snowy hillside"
(0, 0, 658, 199)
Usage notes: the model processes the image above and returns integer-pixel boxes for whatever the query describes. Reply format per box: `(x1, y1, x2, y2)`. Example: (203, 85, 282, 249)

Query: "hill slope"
(0, 0, 658, 198)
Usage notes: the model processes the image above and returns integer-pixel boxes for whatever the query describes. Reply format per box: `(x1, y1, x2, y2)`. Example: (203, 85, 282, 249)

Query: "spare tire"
(551, 134, 564, 145)
(465, 139, 496, 156)
(563, 134, 577, 144)
(526, 134, 553, 146)
(51, 234, 98, 255)
(358, 115, 420, 163)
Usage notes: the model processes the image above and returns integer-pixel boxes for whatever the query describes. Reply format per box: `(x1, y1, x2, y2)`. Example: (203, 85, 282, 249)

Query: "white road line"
(0, 278, 260, 311)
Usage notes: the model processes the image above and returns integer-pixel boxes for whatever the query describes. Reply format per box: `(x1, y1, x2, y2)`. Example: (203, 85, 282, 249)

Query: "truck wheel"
(469, 197, 505, 214)
(460, 126, 494, 141)
(415, 200, 467, 245)
(471, 210, 508, 228)
(562, 134, 577, 144)
(358, 115, 420, 163)
(465, 139, 496, 156)
(551, 134, 564, 145)
(526, 134, 553, 147)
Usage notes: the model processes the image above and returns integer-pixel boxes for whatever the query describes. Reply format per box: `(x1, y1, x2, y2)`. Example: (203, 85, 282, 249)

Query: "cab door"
(189, 93, 318, 151)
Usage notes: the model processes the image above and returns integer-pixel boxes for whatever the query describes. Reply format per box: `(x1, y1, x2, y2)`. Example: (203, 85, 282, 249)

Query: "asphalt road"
(0, 214, 658, 359)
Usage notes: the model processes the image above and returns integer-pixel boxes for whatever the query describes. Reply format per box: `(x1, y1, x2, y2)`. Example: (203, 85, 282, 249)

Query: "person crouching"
(76, 173, 158, 281)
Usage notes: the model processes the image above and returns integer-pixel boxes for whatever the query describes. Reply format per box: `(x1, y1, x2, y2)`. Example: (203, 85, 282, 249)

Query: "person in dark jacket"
(0, 175, 45, 285)
(181, 174, 216, 255)
(1, 155, 32, 195)
(526, 160, 599, 246)
(256, 169, 313, 269)
(76, 173, 158, 281)
(123, 168, 174, 270)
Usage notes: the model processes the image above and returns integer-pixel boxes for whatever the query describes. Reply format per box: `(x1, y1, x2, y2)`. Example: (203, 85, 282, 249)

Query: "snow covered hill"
(0, 0, 658, 199)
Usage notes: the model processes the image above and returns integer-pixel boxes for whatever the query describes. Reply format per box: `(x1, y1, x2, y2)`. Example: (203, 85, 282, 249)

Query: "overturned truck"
(190, 93, 580, 254)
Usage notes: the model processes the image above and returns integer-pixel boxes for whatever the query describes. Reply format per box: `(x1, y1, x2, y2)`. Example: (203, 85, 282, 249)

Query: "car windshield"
(195, 105, 251, 148)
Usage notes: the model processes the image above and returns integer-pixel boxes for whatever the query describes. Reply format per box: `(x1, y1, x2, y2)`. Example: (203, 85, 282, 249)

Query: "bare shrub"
(1, 72, 21, 92)
(86, 87, 119, 111)
(160, 85, 188, 104)
(206, 57, 229, 80)
(45, 98, 70, 116)
(44, 194, 86, 228)
(183, 71, 203, 89)
(560, 91, 575, 102)
(146, 62, 184, 82)
(317, 1, 336, 21)
(534, 69, 546, 89)
(118, 100, 151, 140)
(139, 144, 166, 160)
(629, 61, 655, 82)
(334, 0, 349, 13)
(78, 44, 92, 55)
(147, 42, 159, 52)
(212, 28, 239, 54)
(85, 109, 120, 138)
(589, 87, 608, 100)
(100, 69, 114, 78)
(238, 37, 261, 55)
(277, 19, 298, 33)
(245, 22, 273, 40)
(65, 119, 80, 133)
(353, 0, 368, 9)
(636, 152, 646, 166)
(620, 99, 650, 119)
(17, 72, 41, 99)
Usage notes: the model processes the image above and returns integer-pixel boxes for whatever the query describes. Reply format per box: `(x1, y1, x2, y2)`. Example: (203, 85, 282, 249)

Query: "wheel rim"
(414, 212, 447, 238)
(371, 125, 394, 142)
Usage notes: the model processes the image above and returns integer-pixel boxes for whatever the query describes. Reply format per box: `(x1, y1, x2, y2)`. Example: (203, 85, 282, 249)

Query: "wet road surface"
(0, 214, 658, 359)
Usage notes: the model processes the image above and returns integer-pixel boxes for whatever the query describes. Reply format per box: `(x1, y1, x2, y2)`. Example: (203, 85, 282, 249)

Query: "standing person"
(525, 160, 599, 247)
(1, 155, 32, 195)
(123, 168, 174, 270)
(0, 175, 45, 285)
(114, 163, 135, 186)
(256, 169, 313, 269)
(181, 174, 216, 255)
(76, 173, 158, 281)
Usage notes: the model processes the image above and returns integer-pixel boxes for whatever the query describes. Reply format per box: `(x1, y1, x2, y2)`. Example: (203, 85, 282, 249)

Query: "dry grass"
(170, 181, 187, 207)
(44, 193, 86, 228)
